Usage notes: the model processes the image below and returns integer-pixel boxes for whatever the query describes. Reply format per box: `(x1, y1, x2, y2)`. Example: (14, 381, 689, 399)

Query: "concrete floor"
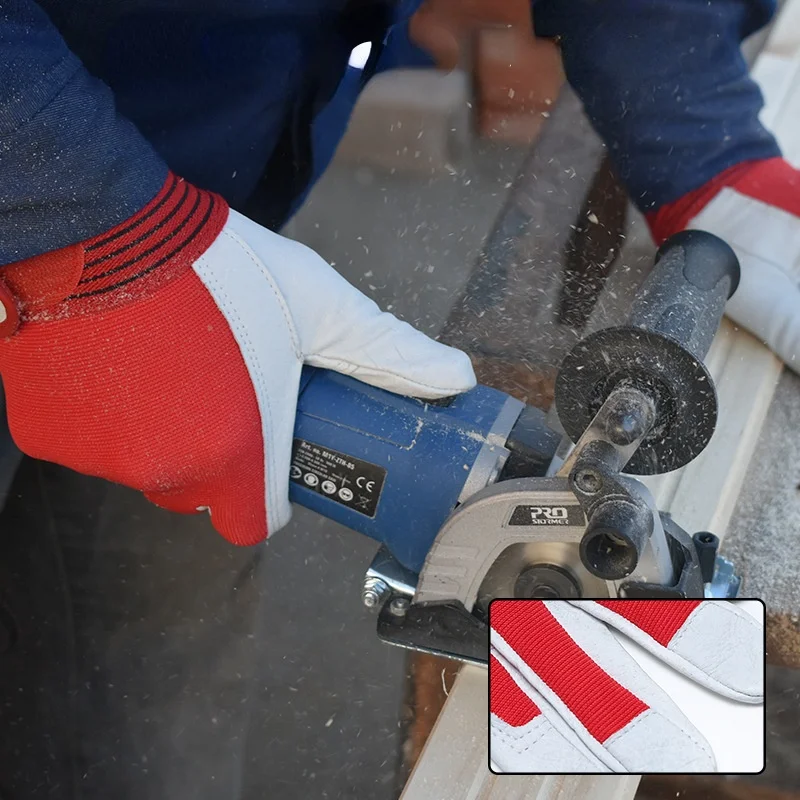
(293, 145, 527, 337)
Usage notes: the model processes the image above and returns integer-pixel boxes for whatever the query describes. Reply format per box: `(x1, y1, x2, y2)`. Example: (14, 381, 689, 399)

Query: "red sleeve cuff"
(646, 157, 797, 244)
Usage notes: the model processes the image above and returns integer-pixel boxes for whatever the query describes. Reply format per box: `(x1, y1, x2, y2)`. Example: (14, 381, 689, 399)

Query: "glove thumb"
(228, 212, 477, 399)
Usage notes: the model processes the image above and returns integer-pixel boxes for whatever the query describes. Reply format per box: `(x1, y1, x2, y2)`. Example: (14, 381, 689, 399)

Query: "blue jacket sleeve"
(0, 1, 167, 265)
(534, 0, 782, 211)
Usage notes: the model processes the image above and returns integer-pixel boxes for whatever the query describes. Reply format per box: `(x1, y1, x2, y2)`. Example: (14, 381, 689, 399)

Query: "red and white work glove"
(648, 157, 800, 368)
(0, 174, 476, 544)
(490, 600, 763, 773)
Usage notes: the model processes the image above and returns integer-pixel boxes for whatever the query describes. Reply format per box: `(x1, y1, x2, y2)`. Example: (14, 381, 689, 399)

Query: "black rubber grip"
(627, 230, 740, 362)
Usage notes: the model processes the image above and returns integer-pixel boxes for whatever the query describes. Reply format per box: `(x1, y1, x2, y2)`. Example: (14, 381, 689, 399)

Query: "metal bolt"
(389, 597, 411, 617)
(574, 469, 601, 494)
(606, 411, 647, 445)
(604, 392, 655, 445)
(362, 577, 390, 609)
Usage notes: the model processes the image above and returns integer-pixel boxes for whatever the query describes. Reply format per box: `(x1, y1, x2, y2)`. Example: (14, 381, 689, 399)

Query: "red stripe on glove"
(490, 654, 541, 727)
(595, 600, 701, 647)
(647, 157, 800, 244)
(491, 601, 648, 743)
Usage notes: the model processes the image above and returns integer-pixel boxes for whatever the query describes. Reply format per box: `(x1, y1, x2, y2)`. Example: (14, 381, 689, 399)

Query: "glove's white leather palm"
(214, 210, 477, 532)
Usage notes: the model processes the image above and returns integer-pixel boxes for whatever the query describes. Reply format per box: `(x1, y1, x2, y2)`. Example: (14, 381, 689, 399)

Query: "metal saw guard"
(412, 476, 673, 612)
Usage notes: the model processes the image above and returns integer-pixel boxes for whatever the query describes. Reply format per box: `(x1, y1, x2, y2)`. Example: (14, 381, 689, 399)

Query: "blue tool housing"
(290, 366, 514, 572)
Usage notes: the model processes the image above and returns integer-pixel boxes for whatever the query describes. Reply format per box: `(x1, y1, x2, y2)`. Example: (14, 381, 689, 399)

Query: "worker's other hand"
(648, 158, 800, 369)
(0, 174, 475, 544)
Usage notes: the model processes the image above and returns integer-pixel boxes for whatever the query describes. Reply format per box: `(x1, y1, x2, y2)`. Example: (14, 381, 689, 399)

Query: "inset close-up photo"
(3, 0, 800, 797)
(490, 599, 764, 775)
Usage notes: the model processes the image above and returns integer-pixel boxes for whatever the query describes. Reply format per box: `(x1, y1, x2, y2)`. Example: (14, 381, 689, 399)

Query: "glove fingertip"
(408, 347, 477, 399)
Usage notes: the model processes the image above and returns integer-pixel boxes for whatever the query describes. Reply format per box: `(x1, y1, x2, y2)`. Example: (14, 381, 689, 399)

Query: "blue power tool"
(291, 367, 549, 573)
(289, 232, 743, 663)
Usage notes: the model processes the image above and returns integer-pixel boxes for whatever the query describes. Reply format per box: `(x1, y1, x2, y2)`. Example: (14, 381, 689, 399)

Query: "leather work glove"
(648, 157, 800, 369)
(0, 173, 476, 545)
(490, 600, 763, 773)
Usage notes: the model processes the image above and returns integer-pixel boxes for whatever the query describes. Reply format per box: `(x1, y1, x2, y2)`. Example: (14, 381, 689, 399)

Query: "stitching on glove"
(308, 353, 469, 396)
(671, 602, 761, 650)
(216, 224, 472, 396)
(219, 228, 303, 360)
(693, 190, 800, 276)
(605, 707, 713, 765)
(629, 710, 712, 762)
(491, 603, 649, 744)
(669, 604, 762, 700)
(491, 718, 549, 754)
(595, 599, 700, 647)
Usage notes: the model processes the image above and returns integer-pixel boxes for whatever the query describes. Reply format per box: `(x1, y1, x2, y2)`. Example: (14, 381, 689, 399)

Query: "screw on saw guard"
(288, 230, 741, 665)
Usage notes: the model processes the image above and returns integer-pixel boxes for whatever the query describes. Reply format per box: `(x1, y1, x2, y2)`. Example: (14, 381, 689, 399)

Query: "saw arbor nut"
(513, 564, 581, 599)
(573, 469, 601, 494)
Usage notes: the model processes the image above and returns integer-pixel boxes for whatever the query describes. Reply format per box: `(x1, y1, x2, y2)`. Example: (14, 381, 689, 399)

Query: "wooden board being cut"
(401, 1, 799, 796)
(400, 664, 641, 800)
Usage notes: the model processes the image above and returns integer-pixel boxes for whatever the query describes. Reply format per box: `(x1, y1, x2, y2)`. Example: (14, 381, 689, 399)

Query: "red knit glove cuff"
(646, 157, 795, 245)
(0, 172, 228, 326)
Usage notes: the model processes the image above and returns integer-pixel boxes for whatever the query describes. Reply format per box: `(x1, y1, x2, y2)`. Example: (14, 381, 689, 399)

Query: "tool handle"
(628, 230, 740, 362)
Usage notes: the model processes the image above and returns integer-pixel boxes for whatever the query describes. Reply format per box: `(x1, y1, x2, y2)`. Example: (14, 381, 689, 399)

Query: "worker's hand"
(648, 158, 800, 369)
(0, 174, 475, 544)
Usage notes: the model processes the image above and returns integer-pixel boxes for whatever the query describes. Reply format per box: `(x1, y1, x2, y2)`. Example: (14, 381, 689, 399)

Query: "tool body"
(291, 368, 535, 573)
(289, 231, 742, 663)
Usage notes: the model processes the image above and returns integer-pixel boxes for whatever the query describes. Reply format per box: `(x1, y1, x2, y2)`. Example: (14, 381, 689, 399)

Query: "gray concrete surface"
(334, 69, 470, 173)
(725, 369, 800, 624)
(242, 508, 407, 799)
(293, 143, 527, 336)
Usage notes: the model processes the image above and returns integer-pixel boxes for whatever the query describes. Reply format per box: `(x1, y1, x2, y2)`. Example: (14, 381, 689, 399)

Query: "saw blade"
(473, 541, 609, 616)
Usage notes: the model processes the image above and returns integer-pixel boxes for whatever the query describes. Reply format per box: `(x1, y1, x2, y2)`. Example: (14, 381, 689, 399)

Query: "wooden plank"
(400, 665, 640, 800)
(722, 368, 800, 667)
